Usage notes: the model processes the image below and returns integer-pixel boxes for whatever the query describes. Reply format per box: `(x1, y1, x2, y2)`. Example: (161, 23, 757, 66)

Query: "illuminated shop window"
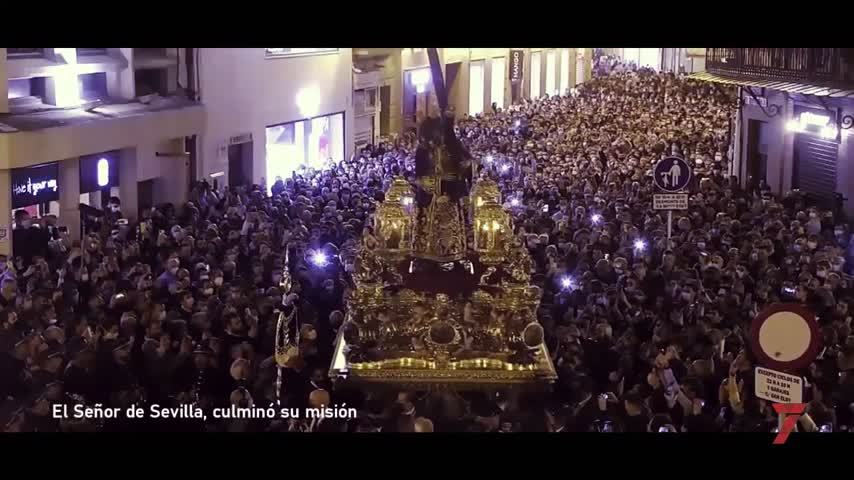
(265, 112, 345, 192)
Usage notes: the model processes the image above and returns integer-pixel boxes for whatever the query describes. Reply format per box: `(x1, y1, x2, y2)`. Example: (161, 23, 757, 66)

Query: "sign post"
(665, 208, 674, 243)
(653, 157, 692, 242)
(749, 303, 822, 443)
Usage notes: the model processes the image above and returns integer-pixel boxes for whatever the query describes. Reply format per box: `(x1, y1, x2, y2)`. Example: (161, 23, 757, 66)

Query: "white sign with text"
(653, 194, 689, 210)
(755, 366, 803, 404)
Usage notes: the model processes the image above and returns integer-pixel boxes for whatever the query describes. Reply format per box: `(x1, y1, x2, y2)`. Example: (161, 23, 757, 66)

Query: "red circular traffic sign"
(749, 303, 822, 373)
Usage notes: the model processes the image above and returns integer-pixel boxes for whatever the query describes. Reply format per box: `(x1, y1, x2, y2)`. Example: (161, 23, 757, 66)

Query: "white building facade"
(0, 47, 204, 256)
(362, 48, 591, 136)
(197, 48, 354, 190)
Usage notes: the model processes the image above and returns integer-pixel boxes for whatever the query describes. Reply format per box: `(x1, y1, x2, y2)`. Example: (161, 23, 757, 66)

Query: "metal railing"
(77, 48, 108, 56)
(7, 48, 45, 58)
(706, 48, 849, 84)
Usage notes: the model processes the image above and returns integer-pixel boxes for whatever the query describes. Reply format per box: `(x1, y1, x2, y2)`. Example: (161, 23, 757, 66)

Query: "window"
(8, 78, 47, 100)
(135, 68, 170, 97)
(354, 88, 378, 116)
(638, 48, 661, 71)
(469, 60, 485, 116)
(366, 88, 377, 108)
(78, 72, 108, 101)
(623, 48, 640, 66)
(530, 51, 542, 99)
(266, 112, 345, 189)
(546, 50, 557, 96)
(491, 57, 506, 108)
(266, 48, 338, 57)
(560, 49, 570, 95)
(576, 49, 586, 86)
(353, 90, 365, 116)
(7, 48, 45, 58)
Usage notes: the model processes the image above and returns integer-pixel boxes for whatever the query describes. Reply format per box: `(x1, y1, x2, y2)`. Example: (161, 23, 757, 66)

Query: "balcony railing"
(707, 48, 852, 85)
(77, 48, 108, 56)
(7, 48, 45, 59)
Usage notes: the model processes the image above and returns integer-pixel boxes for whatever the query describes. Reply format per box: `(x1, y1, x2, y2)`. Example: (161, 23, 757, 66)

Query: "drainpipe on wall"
(185, 48, 198, 186)
(185, 48, 197, 102)
(736, 86, 744, 186)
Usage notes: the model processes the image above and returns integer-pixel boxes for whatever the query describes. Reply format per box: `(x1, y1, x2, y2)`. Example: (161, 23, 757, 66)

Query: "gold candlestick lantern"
(375, 178, 416, 255)
(473, 199, 511, 265)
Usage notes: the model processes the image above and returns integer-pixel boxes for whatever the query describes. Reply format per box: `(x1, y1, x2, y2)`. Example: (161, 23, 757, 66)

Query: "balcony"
(353, 48, 399, 59)
(0, 95, 204, 169)
(7, 48, 45, 59)
(706, 48, 854, 86)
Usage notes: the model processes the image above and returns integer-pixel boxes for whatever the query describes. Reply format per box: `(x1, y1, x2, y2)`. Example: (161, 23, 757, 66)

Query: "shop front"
(790, 105, 841, 208)
(530, 51, 542, 99)
(79, 151, 120, 209)
(546, 50, 557, 96)
(621, 48, 662, 71)
(11, 162, 60, 219)
(77, 151, 121, 237)
(491, 56, 506, 108)
(468, 60, 485, 115)
(10, 162, 60, 255)
(265, 111, 345, 189)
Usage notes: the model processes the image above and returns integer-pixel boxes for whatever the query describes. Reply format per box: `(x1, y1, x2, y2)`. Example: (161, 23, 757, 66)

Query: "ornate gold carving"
(473, 199, 511, 265)
(330, 149, 555, 389)
(471, 178, 501, 217)
(385, 176, 414, 203)
(412, 194, 467, 262)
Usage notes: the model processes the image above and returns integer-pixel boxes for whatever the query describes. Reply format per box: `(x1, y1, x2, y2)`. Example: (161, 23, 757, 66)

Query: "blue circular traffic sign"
(653, 157, 692, 192)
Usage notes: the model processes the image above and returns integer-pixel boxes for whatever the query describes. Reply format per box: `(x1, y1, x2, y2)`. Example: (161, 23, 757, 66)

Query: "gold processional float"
(324, 50, 556, 391)
(328, 167, 558, 389)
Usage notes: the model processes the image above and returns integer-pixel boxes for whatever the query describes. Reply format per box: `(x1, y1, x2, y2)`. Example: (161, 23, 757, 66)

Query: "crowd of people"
(2, 65, 854, 433)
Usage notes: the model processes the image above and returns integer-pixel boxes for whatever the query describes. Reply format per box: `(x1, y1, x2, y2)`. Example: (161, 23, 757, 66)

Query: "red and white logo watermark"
(772, 403, 806, 445)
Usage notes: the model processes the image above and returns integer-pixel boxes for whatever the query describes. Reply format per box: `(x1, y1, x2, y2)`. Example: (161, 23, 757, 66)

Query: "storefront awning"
(688, 71, 854, 98)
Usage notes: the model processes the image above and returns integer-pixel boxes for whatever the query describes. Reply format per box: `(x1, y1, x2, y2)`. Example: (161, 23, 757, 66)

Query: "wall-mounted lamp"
(410, 68, 431, 94)
(296, 86, 321, 118)
(96, 158, 110, 187)
(786, 111, 838, 139)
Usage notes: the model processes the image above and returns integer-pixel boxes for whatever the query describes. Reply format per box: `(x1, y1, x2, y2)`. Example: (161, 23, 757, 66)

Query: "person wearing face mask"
(806, 211, 823, 236)
(0, 278, 18, 310)
(155, 258, 181, 294)
(103, 196, 123, 225)
(806, 234, 820, 252)
(12, 210, 50, 270)
(169, 291, 196, 324)
(9, 69, 852, 432)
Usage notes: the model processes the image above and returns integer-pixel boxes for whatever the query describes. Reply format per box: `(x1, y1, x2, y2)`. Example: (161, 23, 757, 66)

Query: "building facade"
(693, 48, 854, 215)
(598, 48, 706, 74)
(1, 46, 595, 258)
(0, 47, 204, 256)
(352, 48, 592, 143)
(660, 48, 707, 74)
(197, 48, 354, 190)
